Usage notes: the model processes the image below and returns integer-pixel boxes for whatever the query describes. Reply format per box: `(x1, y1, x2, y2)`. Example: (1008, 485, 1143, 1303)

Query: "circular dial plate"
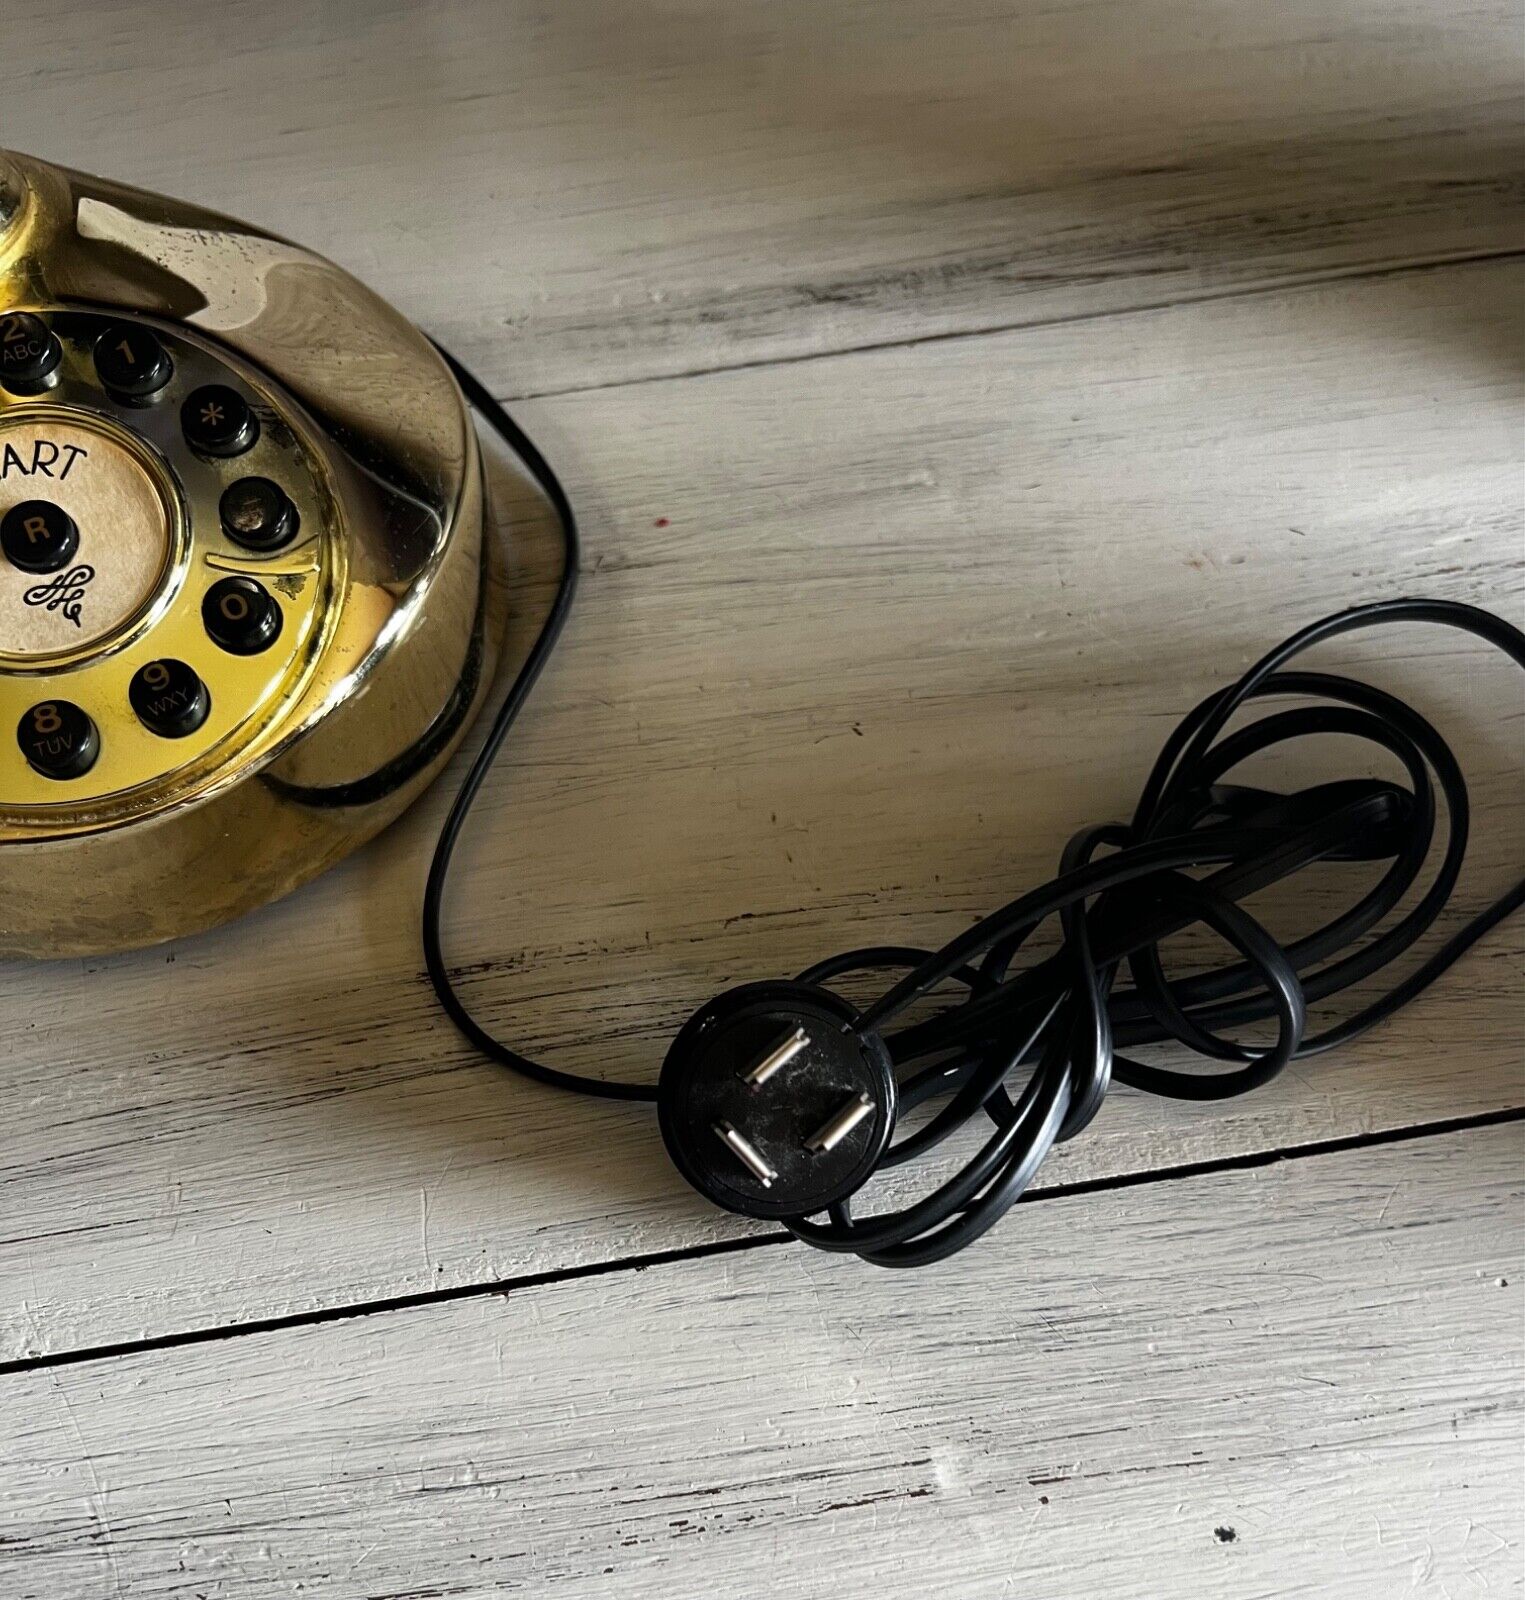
(0, 311, 342, 821)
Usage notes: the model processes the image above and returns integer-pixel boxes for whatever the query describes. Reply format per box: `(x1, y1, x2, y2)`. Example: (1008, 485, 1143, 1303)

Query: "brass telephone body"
(0, 152, 508, 956)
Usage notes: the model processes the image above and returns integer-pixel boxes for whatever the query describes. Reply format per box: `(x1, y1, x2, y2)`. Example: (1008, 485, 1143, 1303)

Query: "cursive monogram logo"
(23, 564, 95, 627)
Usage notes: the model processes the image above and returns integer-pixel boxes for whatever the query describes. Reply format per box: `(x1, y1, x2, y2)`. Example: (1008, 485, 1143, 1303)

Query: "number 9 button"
(130, 659, 210, 738)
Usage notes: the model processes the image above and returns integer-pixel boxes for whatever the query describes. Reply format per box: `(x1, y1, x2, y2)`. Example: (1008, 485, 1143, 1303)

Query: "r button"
(2, 500, 78, 574)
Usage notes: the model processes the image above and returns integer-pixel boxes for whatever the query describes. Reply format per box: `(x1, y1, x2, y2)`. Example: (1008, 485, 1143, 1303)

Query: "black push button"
(220, 477, 298, 551)
(182, 384, 258, 457)
(2, 500, 78, 574)
(203, 575, 281, 655)
(94, 324, 173, 399)
(0, 312, 62, 390)
(17, 699, 99, 780)
(129, 658, 210, 738)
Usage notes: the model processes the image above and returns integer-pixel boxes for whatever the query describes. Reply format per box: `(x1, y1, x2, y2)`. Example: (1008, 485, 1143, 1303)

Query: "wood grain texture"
(3, 1125, 1521, 1599)
(2, 259, 1520, 1358)
(4, 0, 1519, 396)
(4, 8, 1523, 1592)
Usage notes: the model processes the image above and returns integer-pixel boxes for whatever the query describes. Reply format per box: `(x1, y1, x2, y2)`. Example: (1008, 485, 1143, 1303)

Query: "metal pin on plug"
(742, 1026, 809, 1086)
(715, 1122, 777, 1186)
(806, 1093, 875, 1153)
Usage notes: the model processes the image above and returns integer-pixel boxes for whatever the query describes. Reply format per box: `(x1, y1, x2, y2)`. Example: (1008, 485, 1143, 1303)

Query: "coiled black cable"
(427, 344, 1524, 1268)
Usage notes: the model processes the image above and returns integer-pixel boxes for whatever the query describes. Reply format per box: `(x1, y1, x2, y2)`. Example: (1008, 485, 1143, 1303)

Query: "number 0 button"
(203, 575, 282, 654)
(130, 659, 211, 738)
(17, 700, 99, 780)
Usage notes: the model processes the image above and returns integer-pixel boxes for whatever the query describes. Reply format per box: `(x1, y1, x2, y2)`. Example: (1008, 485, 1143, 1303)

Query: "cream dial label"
(0, 411, 173, 658)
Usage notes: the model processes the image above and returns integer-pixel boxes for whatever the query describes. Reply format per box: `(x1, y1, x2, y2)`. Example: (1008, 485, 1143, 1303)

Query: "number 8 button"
(203, 576, 282, 655)
(17, 699, 99, 779)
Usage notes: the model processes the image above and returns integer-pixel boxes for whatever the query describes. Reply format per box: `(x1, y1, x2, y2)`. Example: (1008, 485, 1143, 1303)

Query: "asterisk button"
(181, 383, 257, 457)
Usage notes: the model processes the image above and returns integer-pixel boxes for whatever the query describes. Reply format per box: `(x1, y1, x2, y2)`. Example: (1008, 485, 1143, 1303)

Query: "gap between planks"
(501, 246, 1525, 404)
(3, 1104, 1519, 1382)
(5, 246, 1516, 1363)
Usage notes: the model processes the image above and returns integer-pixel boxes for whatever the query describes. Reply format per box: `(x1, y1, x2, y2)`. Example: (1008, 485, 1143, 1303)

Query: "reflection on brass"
(0, 151, 510, 958)
(0, 154, 27, 243)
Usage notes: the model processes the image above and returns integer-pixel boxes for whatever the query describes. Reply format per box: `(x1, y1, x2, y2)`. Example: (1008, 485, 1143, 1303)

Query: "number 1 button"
(95, 324, 173, 400)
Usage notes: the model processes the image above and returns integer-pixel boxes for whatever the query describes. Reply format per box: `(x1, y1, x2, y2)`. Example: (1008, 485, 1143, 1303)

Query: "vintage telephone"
(0, 149, 505, 956)
(3, 152, 1520, 1269)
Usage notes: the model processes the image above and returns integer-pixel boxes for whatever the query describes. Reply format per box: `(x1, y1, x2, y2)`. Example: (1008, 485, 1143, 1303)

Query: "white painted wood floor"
(3, 3, 1522, 1596)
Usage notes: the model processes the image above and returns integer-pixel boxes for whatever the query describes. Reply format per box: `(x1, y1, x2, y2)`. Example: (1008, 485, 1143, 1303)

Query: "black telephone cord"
(428, 343, 1525, 1267)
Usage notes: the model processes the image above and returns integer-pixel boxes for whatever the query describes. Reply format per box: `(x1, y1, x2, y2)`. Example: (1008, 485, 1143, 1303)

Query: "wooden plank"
(2, 258, 1521, 1358)
(7, 0, 1519, 395)
(2, 1125, 1520, 1599)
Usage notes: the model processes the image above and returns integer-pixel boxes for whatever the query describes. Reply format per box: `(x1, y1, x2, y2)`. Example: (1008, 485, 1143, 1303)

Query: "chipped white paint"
(1, 259, 1519, 1358)
(3, 0, 1519, 398)
(2, 1129, 1520, 1598)
(0, 5, 1521, 1593)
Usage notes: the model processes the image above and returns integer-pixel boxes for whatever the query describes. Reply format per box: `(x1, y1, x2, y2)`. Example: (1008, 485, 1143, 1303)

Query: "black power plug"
(657, 982, 898, 1220)
(421, 356, 1525, 1267)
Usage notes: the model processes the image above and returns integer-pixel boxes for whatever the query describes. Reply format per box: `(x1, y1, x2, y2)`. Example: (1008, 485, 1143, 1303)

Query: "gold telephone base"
(0, 152, 509, 957)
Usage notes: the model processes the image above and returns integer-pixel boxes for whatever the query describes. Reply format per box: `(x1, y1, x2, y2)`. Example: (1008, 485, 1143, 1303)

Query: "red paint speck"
(653, 517, 670, 528)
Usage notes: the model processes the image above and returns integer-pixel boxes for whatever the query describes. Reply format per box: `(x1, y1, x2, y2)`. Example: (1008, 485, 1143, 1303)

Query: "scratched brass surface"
(0, 151, 508, 956)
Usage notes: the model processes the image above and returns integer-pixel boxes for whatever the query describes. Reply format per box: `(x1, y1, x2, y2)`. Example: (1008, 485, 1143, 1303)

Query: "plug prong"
(742, 1026, 809, 1086)
(805, 1093, 875, 1153)
(715, 1122, 777, 1186)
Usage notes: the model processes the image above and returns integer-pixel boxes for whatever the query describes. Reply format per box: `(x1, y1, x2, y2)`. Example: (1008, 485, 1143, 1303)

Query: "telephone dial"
(0, 149, 504, 956)
(3, 150, 1520, 1269)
